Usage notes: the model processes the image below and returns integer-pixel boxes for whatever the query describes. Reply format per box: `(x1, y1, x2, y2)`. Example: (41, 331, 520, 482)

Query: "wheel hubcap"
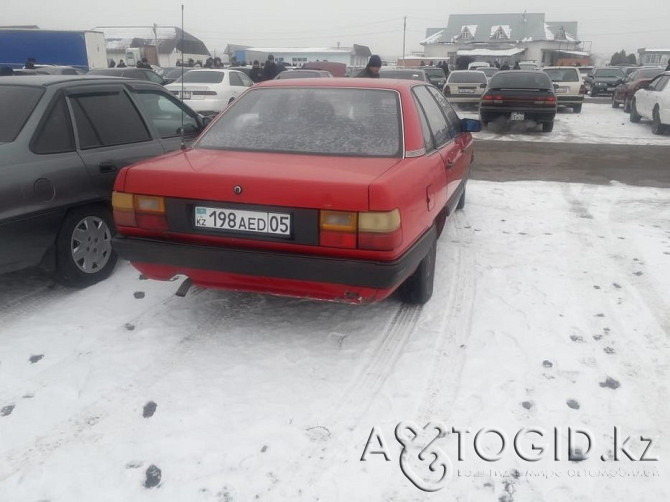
(70, 216, 112, 273)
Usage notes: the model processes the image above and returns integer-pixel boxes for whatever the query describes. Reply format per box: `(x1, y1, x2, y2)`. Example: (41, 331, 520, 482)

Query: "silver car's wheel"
(651, 108, 667, 135)
(70, 216, 113, 273)
(56, 207, 118, 287)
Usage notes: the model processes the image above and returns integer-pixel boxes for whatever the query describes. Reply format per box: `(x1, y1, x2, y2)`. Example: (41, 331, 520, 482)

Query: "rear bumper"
(556, 95, 584, 105)
(479, 106, 556, 123)
(112, 227, 436, 300)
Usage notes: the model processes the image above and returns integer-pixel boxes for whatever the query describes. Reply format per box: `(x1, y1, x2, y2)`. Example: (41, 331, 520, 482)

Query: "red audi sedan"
(111, 78, 480, 304)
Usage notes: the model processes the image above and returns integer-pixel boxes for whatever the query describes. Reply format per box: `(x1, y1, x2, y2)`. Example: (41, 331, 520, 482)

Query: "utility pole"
(401, 16, 407, 68)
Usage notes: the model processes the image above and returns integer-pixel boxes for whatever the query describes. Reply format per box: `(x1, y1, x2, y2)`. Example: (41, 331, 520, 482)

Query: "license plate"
(459, 88, 476, 94)
(181, 91, 192, 99)
(510, 112, 525, 121)
(556, 87, 568, 94)
(194, 206, 291, 237)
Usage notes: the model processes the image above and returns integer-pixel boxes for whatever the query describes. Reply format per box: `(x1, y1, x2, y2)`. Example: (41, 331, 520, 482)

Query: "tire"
(623, 97, 631, 113)
(572, 104, 582, 113)
(630, 100, 641, 123)
(435, 208, 447, 237)
(399, 237, 436, 305)
(651, 108, 667, 135)
(611, 95, 619, 108)
(542, 121, 554, 133)
(456, 186, 466, 210)
(56, 206, 117, 287)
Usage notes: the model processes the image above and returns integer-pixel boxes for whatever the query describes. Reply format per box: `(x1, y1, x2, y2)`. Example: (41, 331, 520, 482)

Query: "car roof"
(0, 75, 163, 88)
(543, 66, 579, 70)
(254, 77, 429, 90)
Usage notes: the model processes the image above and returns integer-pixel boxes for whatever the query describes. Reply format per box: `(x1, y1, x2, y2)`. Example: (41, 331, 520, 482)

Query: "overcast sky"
(4, 0, 668, 59)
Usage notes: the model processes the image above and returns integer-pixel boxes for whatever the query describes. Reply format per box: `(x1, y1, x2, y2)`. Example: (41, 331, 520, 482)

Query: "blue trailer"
(0, 29, 108, 70)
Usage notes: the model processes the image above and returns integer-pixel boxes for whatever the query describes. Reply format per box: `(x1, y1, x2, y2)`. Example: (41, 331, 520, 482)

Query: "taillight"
(482, 94, 503, 104)
(112, 192, 168, 231)
(579, 84, 586, 95)
(318, 209, 402, 250)
(443, 86, 451, 95)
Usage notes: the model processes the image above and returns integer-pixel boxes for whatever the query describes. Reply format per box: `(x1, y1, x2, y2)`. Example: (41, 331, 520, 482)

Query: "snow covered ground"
(0, 103, 669, 501)
(460, 100, 670, 145)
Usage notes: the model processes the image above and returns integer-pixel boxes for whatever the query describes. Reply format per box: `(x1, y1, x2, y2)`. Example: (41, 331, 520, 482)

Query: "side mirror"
(461, 118, 482, 133)
(201, 115, 213, 127)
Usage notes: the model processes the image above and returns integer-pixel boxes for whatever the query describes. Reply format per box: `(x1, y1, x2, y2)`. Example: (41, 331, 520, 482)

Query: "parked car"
(612, 67, 665, 112)
(275, 69, 333, 79)
(584, 67, 625, 96)
(111, 78, 481, 305)
(165, 69, 254, 116)
(0, 76, 209, 285)
(542, 66, 585, 113)
(479, 70, 557, 132)
(378, 68, 432, 84)
(442, 70, 488, 108)
(420, 66, 448, 89)
(87, 67, 167, 85)
(159, 66, 194, 85)
(629, 72, 670, 135)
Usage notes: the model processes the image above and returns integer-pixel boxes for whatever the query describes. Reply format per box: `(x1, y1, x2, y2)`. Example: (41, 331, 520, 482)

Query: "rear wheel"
(56, 206, 117, 287)
(399, 238, 436, 305)
(630, 100, 641, 123)
(456, 186, 466, 210)
(542, 121, 554, 133)
(572, 104, 582, 113)
(651, 107, 667, 135)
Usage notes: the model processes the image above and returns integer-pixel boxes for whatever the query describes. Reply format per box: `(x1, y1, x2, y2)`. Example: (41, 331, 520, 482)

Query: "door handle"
(99, 162, 118, 174)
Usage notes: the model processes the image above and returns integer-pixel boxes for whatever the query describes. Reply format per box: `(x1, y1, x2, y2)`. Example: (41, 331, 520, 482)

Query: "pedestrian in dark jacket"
(262, 54, 280, 80)
(249, 60, 264, 83)
(117, 59, 127, 68)
(356, 54, 382, 78)
(25, 57, 36, 69)
(666, 61, 670, 71)
(512, 62, 521, 70)
(500, 62, 510, 70)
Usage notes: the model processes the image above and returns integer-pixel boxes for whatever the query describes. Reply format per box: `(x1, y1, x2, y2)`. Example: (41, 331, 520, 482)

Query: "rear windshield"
(164, 68, 192, 79)
(489, 72, 553, 90)
(423, 68, 445, 77)
(379, 70, 426, 81)
(0, 85, 44, 143)
(176, 71, 225, 84)
(448, 72, 487, 84)
(594, 69, 625, 78)
(481, 68, 499, 77)
(543, 68, 580, 82)
(197, 88, 402, 157)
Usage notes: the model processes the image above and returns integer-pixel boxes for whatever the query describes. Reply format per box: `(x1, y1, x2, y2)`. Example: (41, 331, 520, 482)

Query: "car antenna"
(180, 4, 186, 150)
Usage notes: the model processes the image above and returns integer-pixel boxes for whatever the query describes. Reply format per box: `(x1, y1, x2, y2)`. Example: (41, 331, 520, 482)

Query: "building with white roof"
(226, 44, 372, 68)
(421, 13, 587, 68)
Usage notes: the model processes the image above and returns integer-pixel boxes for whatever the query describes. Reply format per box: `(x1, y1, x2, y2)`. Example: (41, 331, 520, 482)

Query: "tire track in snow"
(414, 212, 478, 423)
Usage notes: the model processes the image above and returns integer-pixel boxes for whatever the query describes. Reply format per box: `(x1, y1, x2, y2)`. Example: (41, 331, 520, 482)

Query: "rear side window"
(31, 94, 75, 154)
(70, 91, 151, 149)
(229, 72, 244, 86)
(0, 85, 44, 143)
(412, 85, 450, 148)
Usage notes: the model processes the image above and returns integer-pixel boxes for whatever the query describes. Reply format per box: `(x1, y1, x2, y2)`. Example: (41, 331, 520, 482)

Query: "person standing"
(356, 55, 382, 78)
(665, 60, 670, 71)
(512, 61, 521, 70)
(262, 54, 280, 80)
(25, 57, 36, 69)
(249, 60, 264, 83)
(117, 59, 127, 68)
